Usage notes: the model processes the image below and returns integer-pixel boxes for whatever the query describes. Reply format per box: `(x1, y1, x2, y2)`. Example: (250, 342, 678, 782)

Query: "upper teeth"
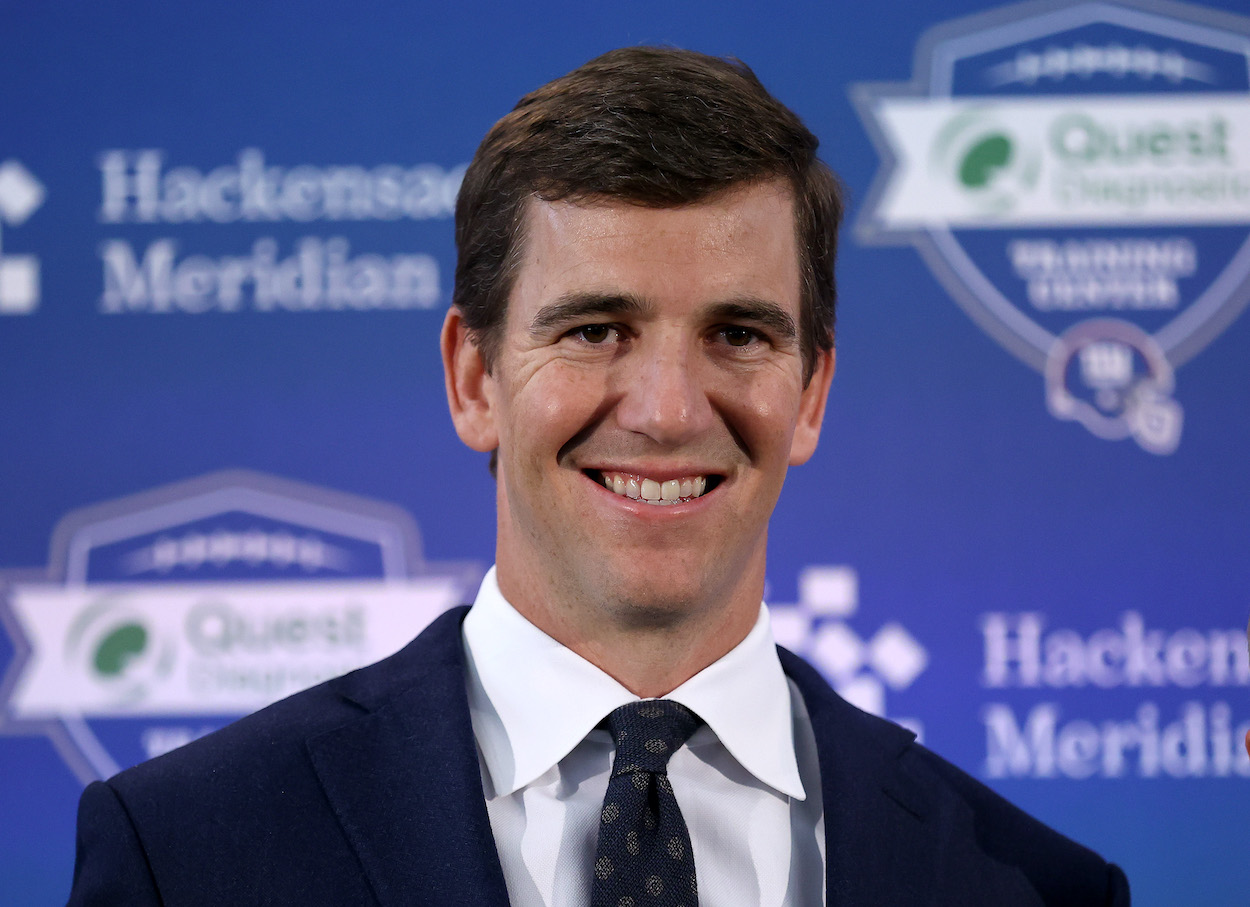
(601, 472, 708, 504)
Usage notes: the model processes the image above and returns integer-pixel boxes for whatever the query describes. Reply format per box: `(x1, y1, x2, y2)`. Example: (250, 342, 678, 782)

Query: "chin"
(593, 570, 732, 631)
(606, 594, 702, 630)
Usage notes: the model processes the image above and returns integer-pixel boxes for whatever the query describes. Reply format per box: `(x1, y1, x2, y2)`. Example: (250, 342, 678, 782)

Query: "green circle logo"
(92, 622, 149, 678)
(930, 110, 1039, 214)
(958, 134, 1014, 189)
(65, 599, 174, 706)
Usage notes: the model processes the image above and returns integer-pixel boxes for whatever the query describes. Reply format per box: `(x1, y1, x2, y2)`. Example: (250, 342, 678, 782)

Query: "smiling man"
(444, 179, 828, 700)
(439, 47, 1127, 906)
(68, 48, 1129, 906)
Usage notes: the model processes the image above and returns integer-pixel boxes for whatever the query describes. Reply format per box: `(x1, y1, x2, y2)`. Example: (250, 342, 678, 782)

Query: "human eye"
(714, 325, 765, 348)
(569, 323, 620, 345)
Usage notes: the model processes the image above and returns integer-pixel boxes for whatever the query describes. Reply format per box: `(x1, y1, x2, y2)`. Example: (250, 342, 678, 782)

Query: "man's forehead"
(519, 179, 797, 239)
(507, 181, 801, 311)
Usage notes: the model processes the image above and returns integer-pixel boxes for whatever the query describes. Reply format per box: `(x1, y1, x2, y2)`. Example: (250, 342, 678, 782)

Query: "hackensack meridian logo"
(854, 0, 1250, 454)
(770, 565, 929, 740)
(97, 149, 465, 314)
(0, 159, 45, 315)
(0, 471, 482, 783)
(981, 610, 1250, 778)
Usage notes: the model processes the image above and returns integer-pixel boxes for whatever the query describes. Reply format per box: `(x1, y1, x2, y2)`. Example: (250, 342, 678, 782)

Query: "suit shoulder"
(779, 646, 1128, 904)
(109, 606, 468, 799)
(107, 665, 363, 806)
(900, 740, 1130, 904)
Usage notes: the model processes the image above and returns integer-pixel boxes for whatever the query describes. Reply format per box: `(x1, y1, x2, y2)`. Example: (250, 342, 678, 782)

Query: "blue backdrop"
(2, 1, 1247, 903)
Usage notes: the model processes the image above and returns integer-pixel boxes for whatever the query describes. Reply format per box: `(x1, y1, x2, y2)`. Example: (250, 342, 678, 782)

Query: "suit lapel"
(306, 608, 510, 907)
(780, 648, 1041, 906)
(303, 612, 1045, 905)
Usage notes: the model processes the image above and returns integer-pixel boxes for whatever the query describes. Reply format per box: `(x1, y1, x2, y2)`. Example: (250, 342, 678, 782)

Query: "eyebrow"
(528, 292, 650, 337)
(707, 298, 797, 342)
(527, 291, 797, 342)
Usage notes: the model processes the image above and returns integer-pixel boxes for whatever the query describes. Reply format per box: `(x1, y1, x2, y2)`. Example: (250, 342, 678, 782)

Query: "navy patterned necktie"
(591, 700, 703, 907)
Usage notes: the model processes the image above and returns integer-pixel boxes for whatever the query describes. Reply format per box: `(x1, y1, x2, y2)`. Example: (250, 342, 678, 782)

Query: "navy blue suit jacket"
(68, 606, 1129, 905)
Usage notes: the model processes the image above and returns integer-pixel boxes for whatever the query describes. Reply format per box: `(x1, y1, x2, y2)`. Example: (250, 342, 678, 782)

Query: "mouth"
(586, 470, 722, 505)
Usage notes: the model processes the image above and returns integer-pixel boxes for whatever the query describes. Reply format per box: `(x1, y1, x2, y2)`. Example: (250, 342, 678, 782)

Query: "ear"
(441, 306, 499, 453)
(789, 347, 835, 466)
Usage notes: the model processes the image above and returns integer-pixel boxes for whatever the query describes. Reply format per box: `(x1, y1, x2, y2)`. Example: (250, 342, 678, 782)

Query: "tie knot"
(606, 700, 702, 775)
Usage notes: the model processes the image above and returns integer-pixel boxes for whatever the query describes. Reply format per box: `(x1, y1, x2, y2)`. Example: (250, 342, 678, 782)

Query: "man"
(68, 48, 1129, 905)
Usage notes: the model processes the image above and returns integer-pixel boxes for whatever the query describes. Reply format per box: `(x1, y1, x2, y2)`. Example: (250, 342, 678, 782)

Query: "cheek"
(722, 381, 803, 456)
(500, 367, 606, 455)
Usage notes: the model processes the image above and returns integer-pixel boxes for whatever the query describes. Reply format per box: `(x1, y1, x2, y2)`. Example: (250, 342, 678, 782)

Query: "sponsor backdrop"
(1, 1, 1246, 903)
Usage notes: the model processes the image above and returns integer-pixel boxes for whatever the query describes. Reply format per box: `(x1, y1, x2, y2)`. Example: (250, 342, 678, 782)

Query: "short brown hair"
(452, 46, 843, 382)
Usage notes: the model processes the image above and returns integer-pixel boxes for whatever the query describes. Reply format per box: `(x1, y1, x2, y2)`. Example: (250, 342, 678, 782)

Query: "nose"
(614, 336, 714, 445)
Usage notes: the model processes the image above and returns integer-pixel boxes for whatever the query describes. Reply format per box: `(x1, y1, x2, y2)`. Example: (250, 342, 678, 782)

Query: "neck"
(495, 567, 762, 698)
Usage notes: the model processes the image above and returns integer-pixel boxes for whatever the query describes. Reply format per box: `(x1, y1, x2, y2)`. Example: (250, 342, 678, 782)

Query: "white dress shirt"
(462, 567, 825, 906)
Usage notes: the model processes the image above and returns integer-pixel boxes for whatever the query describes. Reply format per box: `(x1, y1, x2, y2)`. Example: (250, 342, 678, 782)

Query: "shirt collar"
(462, 567, 807, 801)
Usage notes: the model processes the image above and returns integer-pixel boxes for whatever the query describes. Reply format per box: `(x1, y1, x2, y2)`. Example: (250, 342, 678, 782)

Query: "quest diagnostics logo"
(0, 159, 45, 315)
(929, 110, 1041, 215)
(64, 600, 175, 708)
(854, 0, 1250, 453)
(0, 471, 482, 783)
